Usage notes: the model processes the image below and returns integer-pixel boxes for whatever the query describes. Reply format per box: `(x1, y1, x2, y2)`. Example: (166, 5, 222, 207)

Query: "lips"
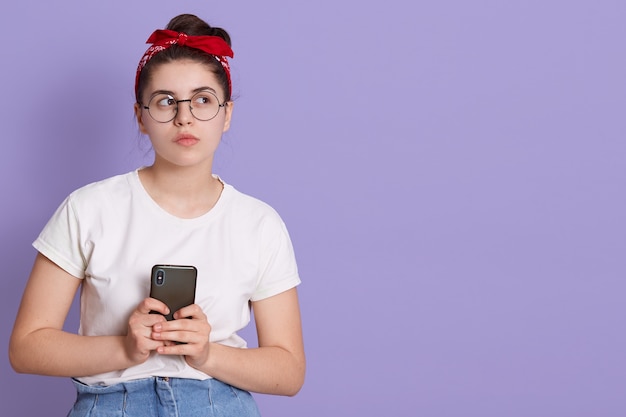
(175, 133, 199, 147)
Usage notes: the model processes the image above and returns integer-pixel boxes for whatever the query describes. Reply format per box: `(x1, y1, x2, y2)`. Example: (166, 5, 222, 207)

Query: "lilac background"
(1, 0, 625, 416)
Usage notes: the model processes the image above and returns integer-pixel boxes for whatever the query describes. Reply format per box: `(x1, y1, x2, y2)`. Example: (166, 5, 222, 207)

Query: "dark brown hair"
(135, 14, 232, 104)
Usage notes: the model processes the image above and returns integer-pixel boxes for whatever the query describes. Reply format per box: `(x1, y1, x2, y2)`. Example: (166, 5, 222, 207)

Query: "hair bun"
(166, 14, 231, 46)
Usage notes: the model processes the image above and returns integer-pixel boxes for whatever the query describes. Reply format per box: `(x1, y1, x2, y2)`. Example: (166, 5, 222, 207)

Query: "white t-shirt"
(33, 170, 301, 386)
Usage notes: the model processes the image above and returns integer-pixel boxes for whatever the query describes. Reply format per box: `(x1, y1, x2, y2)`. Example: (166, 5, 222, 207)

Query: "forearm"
(203, 342, 305, 396)
(10, 329, 135, 377)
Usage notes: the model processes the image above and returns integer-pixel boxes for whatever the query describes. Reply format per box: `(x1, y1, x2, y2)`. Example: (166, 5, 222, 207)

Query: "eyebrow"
(149, 86, 218, 98)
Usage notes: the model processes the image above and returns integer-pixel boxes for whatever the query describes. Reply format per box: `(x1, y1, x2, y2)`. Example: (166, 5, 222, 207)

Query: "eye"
(154, 95, 176, 108)
(192, 92, 217, 107)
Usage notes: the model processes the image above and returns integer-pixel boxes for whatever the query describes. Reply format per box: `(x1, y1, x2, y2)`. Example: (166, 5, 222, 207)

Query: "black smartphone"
(149, 264, 197, 321)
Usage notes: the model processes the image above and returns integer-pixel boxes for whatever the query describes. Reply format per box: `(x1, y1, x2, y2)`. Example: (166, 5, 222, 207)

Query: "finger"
(156, 329, 207, 348)
(152, 328, 186, 344)
(157, 342, 189, 356)
(139, 338, 167, 352)
(129, 309, 165, 330)
(155, 324, 210, 348)
(153, 318, 194, 335)
(173, 304, 206, 320)
(137, 297, 170, 316)
(153, 321, 200, 342)
(128, 310, 168, 343)
(141, 313, 168, 327)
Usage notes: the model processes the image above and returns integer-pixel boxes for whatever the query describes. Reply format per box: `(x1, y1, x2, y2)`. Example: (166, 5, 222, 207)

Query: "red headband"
(135, 29, 234, 99)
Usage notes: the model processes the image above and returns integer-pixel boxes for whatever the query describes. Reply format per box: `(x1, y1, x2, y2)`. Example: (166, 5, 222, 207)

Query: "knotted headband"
(135, 29, 234, 99)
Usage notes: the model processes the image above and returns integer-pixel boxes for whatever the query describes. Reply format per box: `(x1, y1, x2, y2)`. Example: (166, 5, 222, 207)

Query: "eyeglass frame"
(140, 89, 228, 123)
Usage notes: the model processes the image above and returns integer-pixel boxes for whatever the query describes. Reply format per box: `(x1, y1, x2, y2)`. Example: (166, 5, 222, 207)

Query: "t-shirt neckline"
(130, 168, 230, 226)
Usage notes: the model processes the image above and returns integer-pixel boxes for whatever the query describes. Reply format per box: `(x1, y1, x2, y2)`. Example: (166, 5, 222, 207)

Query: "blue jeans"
(67, 377, 262, 417)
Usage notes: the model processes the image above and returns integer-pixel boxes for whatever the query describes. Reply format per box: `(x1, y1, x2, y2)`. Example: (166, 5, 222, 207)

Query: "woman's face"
(134, 59, 233, 170)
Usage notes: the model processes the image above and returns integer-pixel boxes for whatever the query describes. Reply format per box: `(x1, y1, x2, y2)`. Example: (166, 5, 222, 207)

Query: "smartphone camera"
(155, 269, 165, 286)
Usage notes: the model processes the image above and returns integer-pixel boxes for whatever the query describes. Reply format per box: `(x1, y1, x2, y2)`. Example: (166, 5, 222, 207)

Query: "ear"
(134, 103, 148, 134)
(222, 101, 234, 133)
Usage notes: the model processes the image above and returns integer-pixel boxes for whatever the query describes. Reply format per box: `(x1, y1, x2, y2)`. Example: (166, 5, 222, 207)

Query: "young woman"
(9, 13, 305, 416)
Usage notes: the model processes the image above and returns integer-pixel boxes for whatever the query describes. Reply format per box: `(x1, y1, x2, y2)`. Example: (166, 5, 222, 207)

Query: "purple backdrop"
(2, 1, 625, 416)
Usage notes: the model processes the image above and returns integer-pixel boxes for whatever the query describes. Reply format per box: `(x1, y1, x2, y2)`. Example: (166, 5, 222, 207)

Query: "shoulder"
(222, 182, 280, 216)
(220, 181, 288, 231)
(66, 171, 136, 210)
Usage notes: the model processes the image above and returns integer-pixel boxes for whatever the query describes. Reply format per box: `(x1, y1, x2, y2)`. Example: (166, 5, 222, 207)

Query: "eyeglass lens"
(146, 90, 222, 123)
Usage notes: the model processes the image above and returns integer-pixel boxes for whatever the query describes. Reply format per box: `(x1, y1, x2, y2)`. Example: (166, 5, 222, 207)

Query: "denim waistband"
(68, 377, 261, 417)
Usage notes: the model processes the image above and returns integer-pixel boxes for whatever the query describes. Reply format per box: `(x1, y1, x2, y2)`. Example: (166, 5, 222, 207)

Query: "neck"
(138, 162, 223, 219)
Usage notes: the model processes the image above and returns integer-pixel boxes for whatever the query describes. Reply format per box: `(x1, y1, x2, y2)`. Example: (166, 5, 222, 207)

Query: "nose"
(174, 99, 193, 125)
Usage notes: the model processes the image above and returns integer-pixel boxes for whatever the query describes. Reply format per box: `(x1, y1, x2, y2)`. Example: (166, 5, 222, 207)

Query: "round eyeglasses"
(141, 90, 227, 123)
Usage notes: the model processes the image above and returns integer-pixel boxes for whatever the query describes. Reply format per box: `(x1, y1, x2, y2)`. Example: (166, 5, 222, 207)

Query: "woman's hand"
(125, 297, 170, 364)
(151, 304, 212, 369)
(189, 288, 305, 396)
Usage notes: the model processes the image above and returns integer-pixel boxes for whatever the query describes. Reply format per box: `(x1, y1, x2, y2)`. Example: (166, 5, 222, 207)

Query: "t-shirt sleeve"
(32, 194, 88, 279)
(251, 215, 301, 301)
